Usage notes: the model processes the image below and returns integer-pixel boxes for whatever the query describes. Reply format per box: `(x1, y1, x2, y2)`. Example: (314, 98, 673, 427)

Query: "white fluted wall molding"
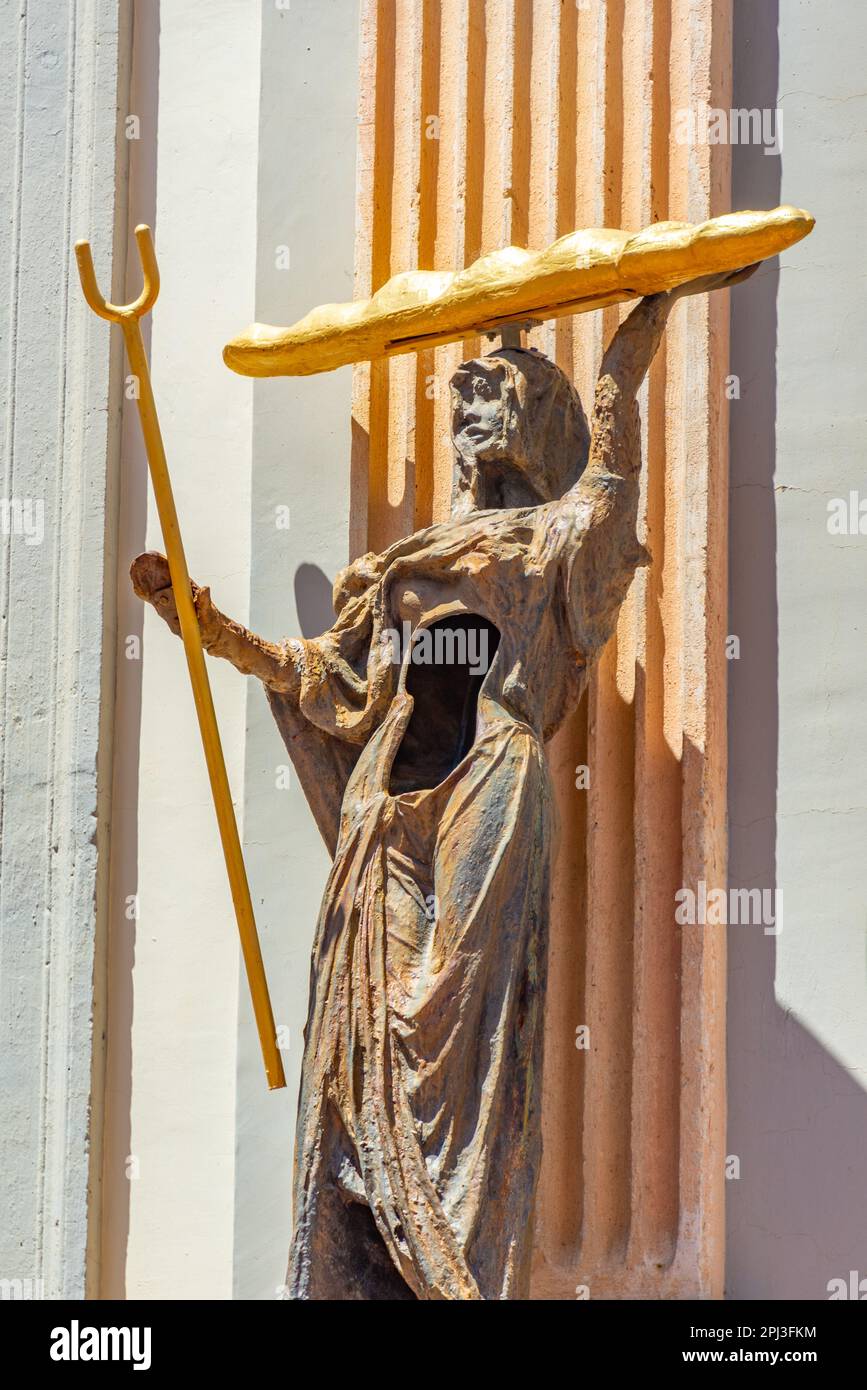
(0, 0, 130, 1298)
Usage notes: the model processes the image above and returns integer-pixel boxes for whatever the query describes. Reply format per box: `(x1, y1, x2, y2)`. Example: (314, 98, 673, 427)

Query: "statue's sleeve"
(556, 476, 648, 664)
(263, 560, 395, 855)
(266, 682, 362, 857)
(531, 413, 647, 665)
(544, 294, 669, 663)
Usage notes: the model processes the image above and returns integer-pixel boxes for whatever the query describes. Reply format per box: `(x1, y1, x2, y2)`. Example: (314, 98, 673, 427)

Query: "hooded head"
(449, 347, 590, 516)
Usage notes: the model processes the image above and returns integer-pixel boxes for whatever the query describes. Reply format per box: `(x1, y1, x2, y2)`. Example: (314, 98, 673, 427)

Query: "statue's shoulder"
(332, 550, 384, 615)
(332, 521, 453, 611)
(330, 525, 434, 611)
(333, 508, 546, 614)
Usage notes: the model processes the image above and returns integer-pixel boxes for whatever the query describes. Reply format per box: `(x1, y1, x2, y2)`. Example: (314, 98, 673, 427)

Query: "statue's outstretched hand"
(130, 550, 221, 648)
(131, 550, 301, 692)
(669, 262, 760, 300)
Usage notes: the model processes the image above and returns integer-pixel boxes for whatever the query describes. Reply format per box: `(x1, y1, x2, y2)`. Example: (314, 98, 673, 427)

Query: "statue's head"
(449, 347, 590, 516)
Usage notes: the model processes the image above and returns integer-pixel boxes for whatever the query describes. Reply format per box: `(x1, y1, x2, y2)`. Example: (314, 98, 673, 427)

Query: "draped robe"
(267, 458, 645, 1300)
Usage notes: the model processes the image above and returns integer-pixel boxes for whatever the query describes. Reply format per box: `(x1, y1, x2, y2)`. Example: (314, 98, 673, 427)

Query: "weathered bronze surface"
(133, 267, 756, 1299)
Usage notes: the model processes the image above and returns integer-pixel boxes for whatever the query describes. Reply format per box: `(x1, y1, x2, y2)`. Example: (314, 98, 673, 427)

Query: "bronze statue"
(132, 266, 755, 1300)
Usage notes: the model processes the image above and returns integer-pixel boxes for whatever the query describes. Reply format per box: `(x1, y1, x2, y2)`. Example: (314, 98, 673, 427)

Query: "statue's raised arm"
(581, 262, 758, 493)
(554, 264, 758, 663)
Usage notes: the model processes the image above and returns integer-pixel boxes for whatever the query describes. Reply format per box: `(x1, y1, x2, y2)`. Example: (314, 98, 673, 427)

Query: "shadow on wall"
(294, 562, 336, 638)
(99, 0, 161, 1299)
(726, 0, 867, 1300)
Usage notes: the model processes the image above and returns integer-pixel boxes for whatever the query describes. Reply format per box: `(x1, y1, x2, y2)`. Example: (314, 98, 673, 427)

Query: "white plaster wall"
(103, 0, 261, 1298)
(103, 0, 359, 1302)
(232, 0, 360, 1300)
(0, 0, 130, 1300)
(727, 0, 867, 1298)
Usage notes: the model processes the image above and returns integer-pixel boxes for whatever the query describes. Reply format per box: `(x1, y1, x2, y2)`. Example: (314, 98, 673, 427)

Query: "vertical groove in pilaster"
(509, 0, 532, 250)
(479, 0, 511, 253)
(429, 0, 466, 523)
(384, 0, 419, 541)
(665, 0, 730, 1298)
(412, 0, 442, 527)
(623, 0, 681, 1272)
(354, 0, 396, 553)
(462, 0, 485, 270)
(580, 0, 635, 1273)
(537, 0, 586, 1262)
(550, 0, 577, 369)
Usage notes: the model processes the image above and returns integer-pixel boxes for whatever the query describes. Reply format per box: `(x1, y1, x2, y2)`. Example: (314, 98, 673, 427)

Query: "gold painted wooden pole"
(75, 224, 286, 1091)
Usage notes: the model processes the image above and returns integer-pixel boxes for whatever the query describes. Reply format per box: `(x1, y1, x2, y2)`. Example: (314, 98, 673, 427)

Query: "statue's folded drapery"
(268, 484, 643, 1300)
(289, 698, 550, 1299)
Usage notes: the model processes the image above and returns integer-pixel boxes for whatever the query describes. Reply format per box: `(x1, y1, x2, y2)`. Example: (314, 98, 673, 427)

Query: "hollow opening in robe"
(388, 614, 502, 795)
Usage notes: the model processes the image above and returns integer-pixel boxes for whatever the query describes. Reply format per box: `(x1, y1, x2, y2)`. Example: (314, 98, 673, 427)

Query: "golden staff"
(75, 224, 286, 1091)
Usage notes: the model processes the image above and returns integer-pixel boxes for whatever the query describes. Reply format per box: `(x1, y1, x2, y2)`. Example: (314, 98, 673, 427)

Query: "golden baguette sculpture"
(224, 204, 813, 378)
